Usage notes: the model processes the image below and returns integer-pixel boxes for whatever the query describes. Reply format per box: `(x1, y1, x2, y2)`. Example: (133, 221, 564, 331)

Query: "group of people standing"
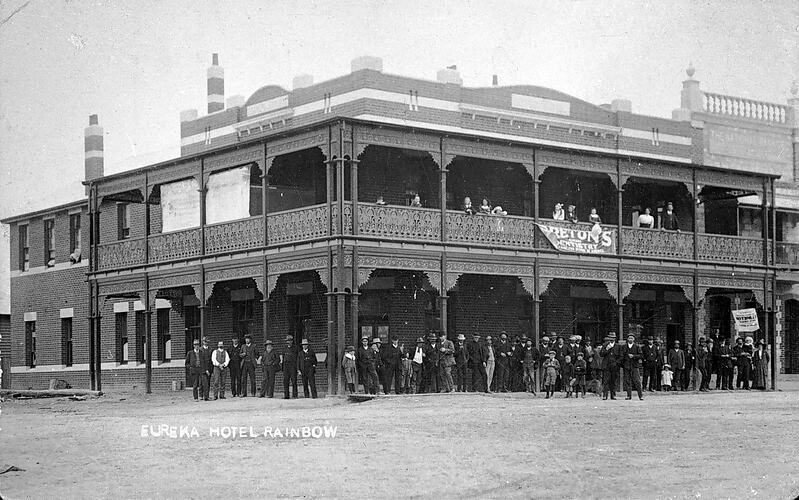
(185, 334, 321, 401)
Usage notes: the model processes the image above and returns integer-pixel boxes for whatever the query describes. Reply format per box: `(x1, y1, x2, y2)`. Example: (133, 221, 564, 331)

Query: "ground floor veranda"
(10, 250, 789, 392)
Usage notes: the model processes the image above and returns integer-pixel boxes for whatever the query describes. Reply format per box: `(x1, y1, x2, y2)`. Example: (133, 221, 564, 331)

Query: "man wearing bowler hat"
(422, 332, 440, 393)
(259, 339, 280, 398)
(282, 335, 299, 399)
(467, 333, 488, 393)
(185, 339, 206, 401)
(600, 333, 620, 400)
(439, 332, 456, 393)
(228, 336, 242, 397)
(619, 333, 643, 400)
(495, 331, 512, 392)
(239, 333, 259, 397)
(211, 340, 230, 400)
(641, 336, 659, 392)
(381, 336, 403, 395)
(299, 338, 318, 398)
(199, 336, 213, 401)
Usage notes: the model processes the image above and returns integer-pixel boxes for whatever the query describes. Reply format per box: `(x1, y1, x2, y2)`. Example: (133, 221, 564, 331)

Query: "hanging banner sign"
(732, 308, 760, 332)
(535, 223, 616, 255)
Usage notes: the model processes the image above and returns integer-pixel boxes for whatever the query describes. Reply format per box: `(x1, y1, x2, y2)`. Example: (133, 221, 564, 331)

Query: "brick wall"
(449, 274, 525, 339)
(358, 146, 440, 208)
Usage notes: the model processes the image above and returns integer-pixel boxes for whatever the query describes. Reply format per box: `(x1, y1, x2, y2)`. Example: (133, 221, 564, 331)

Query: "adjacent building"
(3, 55, 797, 392)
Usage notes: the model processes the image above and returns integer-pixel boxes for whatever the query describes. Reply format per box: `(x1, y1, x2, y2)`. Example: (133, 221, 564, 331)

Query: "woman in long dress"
(752, 339, 769, 390)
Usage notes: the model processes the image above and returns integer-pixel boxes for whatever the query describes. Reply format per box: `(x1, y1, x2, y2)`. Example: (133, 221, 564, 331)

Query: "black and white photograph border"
(0, 1, 798, 498)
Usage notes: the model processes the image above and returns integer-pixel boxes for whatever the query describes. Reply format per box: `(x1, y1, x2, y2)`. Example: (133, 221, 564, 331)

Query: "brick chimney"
(84, 114, 103, 194)
(207, 53, 224, 114)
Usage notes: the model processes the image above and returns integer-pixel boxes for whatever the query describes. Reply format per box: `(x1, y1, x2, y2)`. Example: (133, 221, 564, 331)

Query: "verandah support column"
(144, 274, 152, 394)
(770, 273, 777, 390)
(693, 270, 700, 346)
(440, 137, 447, 242)
(349, 135, 361, 395)
(199, 159, 206, 255)
(88, 281, 95, 391)
(616, 263, 624, 339)
(333, 122, 348, 396)
(199, 266, 207, 343)
(762, 177, 769, 266)
(692, 169, 699, 262)
(616, 159, 623, 254)
(533, 258, 540, 392)
(440, 253, 448, 336)
(770, 177, 777, 390)
(87, 183, 96, 390)
(261, 143, 270, 344)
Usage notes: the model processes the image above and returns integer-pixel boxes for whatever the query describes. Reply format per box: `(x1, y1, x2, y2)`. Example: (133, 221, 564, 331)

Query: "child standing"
(543, 350, 560, 399)
(661, 363, 673, 392)
(400, 351, 413, 394)
(342, 345, 357, 394)
(561, 355, 575, 398)
(574, 351, 587, 398)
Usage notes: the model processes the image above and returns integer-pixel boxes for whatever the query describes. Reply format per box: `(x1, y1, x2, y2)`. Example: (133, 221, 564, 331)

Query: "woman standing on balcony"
(479, 198, 492, 214)
(566, 204, 578, 223)
(553, 203, 564, 220)
(638, 207, 654, 228)
(410, 194, 422, 207)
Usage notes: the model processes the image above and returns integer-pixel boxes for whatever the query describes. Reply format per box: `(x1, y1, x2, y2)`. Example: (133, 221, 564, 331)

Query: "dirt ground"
(1, 388, 798, 499)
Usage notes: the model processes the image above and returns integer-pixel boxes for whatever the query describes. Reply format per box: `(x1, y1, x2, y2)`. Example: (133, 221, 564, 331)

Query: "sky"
(0, 0, 797, 313)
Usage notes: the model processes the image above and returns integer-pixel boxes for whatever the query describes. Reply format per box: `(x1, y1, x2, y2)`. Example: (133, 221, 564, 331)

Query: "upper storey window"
(19, 224, 29, 271)
(69, 213, 82, 263)
(117, 203, 131, 240)
(44, 218, 55, 267)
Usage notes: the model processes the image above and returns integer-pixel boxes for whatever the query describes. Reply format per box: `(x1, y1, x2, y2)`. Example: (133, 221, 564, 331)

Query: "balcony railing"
(702, 92, 787, 124)
(94, 203, 778, 271)
(206, 216, 264, 255)
(622, 228, 694, 261)
(97, 238, 146, 271)
(148, 227, 202, 264)
(698, 233, 764, 265)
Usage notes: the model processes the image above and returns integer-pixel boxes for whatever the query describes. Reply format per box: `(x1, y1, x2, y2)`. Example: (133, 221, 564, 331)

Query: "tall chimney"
(207, 53, 224, 114)
(492, 74, 498, 86)
(84, 114, 103, 194)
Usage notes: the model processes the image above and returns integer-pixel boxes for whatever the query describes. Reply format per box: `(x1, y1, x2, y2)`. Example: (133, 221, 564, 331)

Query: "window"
(117, 203, 131, 240)
(116, 313, 128, 364)
(232, 299, 255, 337)
(157, 308, 171, 362)
(44, 219, 55, 267)
(629, 301, 655, 340)
(135, 311, 146, 363)
(19, 224, 29, 271)
(25, 321, 36, 368)
(69, 213, 82, 262)
(62, 318, 73, 366)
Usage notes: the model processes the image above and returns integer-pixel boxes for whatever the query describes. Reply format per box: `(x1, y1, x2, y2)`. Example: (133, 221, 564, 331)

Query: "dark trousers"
(471, 363, 487, 392)
(211, 366, 228, 398)
(495, 361, 509, 391)
(721, 365, 733, 390)
(202, 372, 211, 400)
(423, 365, 438, 393)
(738, 362, 751, 389)
(283, 369, 298, 398)
(382, 366, 397, 394)
(301, 367, 317, 398)
(455, 364, 468, 391)
(260, 367, 277, 397)
(367, 367, 379, 394)
(699, 367, 710, 390)
(642, 364, 658, 391)
(241, 363, 256, 396)
(624, 367, 642, 398)
(412, 364, 423, 393)
(189, 370, 204, 400)
(671, 369, 683, 390)
(229, 365, 241, 396)
(602, 368, 618, 398)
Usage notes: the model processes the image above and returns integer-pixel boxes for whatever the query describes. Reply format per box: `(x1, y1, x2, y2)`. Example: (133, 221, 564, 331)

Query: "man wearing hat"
(422, 332, 440, 393)
(199, 337, 213, 401)
(599, 333, 620, 400)
(667, 340, 686, 391)
(495, 332, 512, 392)
(185, 339, 207, 401)
(343, 345, 358, 394)
(538, 336, 551, 393)
(381, 336, 403, 395)
(299, 338, 318, 398)
(467, 333, 488, 393)
(439, 332, 456, 392)
(259, 339, 280, 398)
(619, 334, 643, 400)
(411, 337, 426, 393)
(454, 334, 470, 392)
(239, 333, 259, 397)
(716, 337, 734, 390)
(641, 336, 659, 392)
(371, 337, 385, 393)
(697, 337, 712, 392)
(229, 337, 242, 397)
(484, 335, 495, 392)
(661, 201, 680, 231)
(356, 336, 371, 393)
(211, 340, 231, 400)
(282, 335, 299, 399)
(367, 338, 382, 394)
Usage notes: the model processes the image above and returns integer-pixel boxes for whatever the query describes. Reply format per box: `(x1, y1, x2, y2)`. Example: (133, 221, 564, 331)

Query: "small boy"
(400, 351, 413, 394)
(342, 345, 357, 394)
(542, 350, 560, 399)
(574, 351, 587, 398)
(561, 355, 575, 398)
(661, 363, 673, 392)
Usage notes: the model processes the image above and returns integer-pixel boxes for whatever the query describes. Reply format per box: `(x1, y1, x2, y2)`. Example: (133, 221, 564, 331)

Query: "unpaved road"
(1, 390, 798, 499)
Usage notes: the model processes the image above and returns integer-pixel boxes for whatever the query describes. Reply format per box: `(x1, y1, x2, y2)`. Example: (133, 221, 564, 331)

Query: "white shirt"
(212, 349, 230, 368)
(413, 346, 424, 364)
(638, 213, 654, 228)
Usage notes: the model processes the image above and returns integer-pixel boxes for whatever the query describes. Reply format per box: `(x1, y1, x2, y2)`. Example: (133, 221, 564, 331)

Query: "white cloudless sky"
(0, 0, 797, 312)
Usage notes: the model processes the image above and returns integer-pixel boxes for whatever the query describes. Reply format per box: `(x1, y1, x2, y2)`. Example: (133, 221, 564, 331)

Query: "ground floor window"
(157, 308, 171, 361)
(62, 318, 73, 366)
(115, 313, 128, 364)
(135, 311, 146, 363)
(25, 321, 36, 368)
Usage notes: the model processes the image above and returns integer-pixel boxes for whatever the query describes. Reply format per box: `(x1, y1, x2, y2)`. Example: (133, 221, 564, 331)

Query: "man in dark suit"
(600, 333, 620, 400)
(228, 337, 242, 397)
(239, 333, 259, 397)
(717, 338, 734, 390)
(668, 340, 686, 391)
(199, 336, 213, 401)
(641, 336, 659, 392)
(466, 333, 487, 392)
(356, 336, 371, 393)
(299, 338, 318, 398)
(619, 333, 644, 400)
(282, 335, 299, 399)
(259, 340, 281, 398)
(185, 339, 206, 401)
(422, 332, 439, 393)
(494, 331, 512, 392)
(381, 336, 403, 394)
(661, 202, 680, 231)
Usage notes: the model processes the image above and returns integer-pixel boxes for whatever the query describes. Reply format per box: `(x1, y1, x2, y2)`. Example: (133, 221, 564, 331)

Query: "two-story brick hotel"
(4, 54, 798, 393)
